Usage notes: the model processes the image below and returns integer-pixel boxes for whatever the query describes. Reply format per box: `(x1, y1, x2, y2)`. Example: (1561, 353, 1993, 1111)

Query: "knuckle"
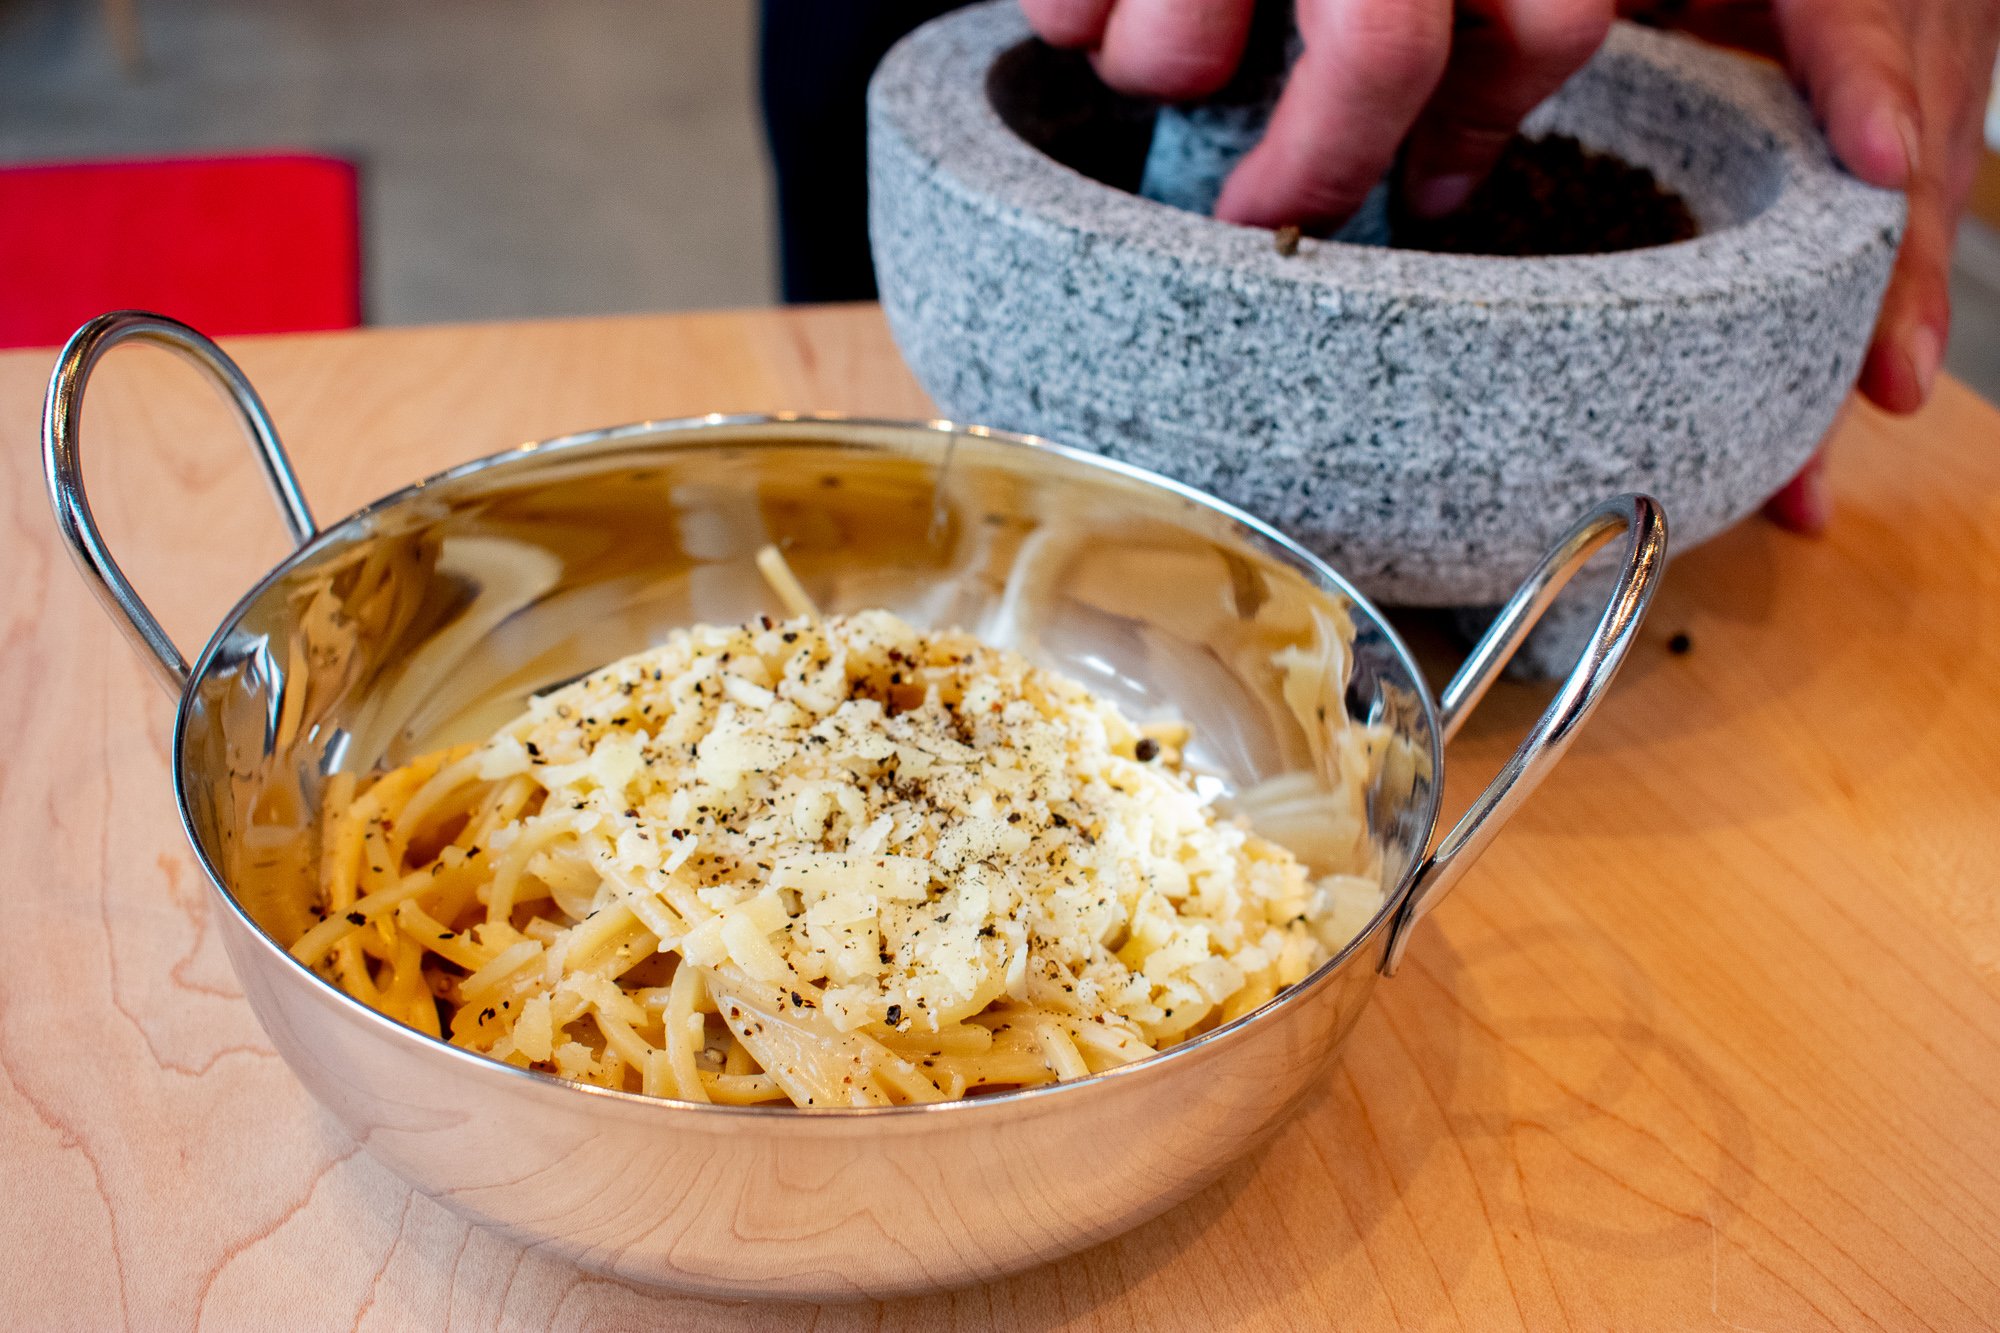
(1337, 7, 1450, 90)
(1516, 0, 1611, 69)
(1133, 45, 1241, 99)
(1100, 0, 1256, 100)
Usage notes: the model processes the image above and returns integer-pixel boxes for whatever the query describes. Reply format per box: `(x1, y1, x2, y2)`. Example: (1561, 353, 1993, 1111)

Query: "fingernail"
(1894, 108, 1921, 184)
(1793, 456, 1832, 533)
(1763, 454, 1832, 534)
(1860, 101, 1918, 189)
(1906, 323, 1942, 402)
(1403, 172, 1477, 220)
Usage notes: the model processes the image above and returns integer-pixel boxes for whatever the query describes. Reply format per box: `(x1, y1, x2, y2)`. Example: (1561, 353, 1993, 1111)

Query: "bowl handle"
(42, 311, 319, 699)
(1379, 493, 1668, 975)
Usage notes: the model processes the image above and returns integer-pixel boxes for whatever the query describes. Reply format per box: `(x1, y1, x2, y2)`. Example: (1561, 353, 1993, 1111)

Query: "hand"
(1020, 0, 2000, 530)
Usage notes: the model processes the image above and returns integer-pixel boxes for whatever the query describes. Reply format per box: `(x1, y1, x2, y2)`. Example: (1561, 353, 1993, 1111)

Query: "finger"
(1762, 450, 1833, 534)
(1855, 135, 1953, 412)
(1772, 0, 1919, 189)
(1018, 0, 1117, 50)
(1093, 0, 1258, 101)
(1400, 0, 1615, 218)
(1214, 0, 1454, 229)
(1931, 4, 2000, 212)
(1851, 4, 1995, 413)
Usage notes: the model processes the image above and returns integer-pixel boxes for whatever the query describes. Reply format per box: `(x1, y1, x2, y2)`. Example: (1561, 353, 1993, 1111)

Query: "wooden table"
(5, 305, 1998, 1330)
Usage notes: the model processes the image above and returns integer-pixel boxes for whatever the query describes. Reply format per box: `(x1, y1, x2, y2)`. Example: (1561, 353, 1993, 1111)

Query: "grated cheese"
(493, 610, 1382, 1048)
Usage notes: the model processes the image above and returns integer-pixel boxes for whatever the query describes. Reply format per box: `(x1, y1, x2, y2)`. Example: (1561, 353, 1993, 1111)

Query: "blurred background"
(3, 0, 1998, 401)
(0, 0, 773, 329)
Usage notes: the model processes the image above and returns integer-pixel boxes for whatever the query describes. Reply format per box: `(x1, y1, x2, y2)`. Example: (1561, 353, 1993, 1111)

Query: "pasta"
(292, 561, 1386, 1107)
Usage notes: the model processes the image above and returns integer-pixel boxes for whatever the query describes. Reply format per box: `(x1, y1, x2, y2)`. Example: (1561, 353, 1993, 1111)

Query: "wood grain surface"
(4, 305, 1998, 1331)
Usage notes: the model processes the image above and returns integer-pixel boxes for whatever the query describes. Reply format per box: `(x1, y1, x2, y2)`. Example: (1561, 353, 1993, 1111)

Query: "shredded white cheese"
(497, 610, 1382, 1049)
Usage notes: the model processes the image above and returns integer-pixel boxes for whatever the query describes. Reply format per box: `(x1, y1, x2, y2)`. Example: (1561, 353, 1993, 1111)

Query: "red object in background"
(0, 153, 362, 349)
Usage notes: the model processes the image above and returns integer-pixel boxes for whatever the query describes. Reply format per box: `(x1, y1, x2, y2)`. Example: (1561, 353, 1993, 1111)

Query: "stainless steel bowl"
(44, 312, 1666, 1301)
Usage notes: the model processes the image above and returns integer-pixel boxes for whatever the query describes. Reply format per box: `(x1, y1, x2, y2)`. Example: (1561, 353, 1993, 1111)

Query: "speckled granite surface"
(869, 2, 1903, 642)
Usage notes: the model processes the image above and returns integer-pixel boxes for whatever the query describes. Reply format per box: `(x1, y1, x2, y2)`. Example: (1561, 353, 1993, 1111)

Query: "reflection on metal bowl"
(44, 312, 1664, 1300)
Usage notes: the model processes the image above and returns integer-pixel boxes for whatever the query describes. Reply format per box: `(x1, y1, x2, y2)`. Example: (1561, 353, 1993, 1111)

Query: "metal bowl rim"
(170, 410, 1447, 1120)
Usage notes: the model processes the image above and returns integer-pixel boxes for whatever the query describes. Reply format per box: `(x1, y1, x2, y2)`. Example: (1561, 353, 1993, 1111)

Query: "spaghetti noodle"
(292, 569, 1385, 1107)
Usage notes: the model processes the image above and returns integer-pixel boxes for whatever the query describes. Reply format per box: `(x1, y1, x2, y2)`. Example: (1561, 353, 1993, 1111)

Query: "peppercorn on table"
(4, 304, 1998, 1330)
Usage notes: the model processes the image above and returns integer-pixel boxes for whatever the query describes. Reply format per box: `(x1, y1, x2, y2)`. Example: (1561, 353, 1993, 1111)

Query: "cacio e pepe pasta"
(291, 554, 1386, 1107)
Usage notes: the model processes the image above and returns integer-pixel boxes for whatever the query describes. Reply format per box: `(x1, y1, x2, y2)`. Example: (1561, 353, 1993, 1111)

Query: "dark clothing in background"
(759, 0, 968, 304)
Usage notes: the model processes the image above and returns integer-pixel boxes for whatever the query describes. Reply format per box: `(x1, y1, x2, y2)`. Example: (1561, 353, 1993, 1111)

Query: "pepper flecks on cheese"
(300, 606, 1388, 1106)
(485, 610, 1382, 1049)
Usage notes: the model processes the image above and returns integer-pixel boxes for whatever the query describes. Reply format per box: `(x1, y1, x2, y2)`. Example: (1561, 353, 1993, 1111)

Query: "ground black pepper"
(1392, 133, 1698, 256)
